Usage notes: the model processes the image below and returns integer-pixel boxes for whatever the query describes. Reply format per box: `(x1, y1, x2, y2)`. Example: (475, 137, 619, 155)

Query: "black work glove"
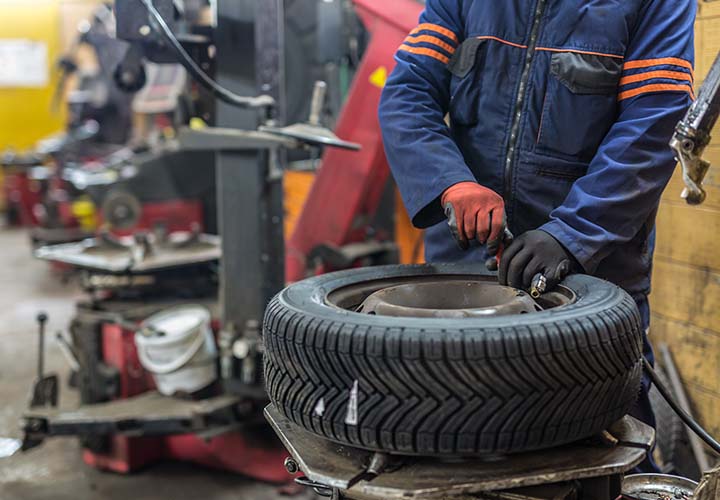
(498, 230, 580, 292)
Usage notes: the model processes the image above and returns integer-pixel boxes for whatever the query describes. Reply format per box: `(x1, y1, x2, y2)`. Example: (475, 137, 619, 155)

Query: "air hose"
(643, 357, 720, 455)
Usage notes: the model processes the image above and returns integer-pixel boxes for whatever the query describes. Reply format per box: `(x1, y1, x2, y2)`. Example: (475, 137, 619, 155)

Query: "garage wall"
(0, 0, 64, 151)
(0, 0, 100, 152)
(650, 1, 720, 438)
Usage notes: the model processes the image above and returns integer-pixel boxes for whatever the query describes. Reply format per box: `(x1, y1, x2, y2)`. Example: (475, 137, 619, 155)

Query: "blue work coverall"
(379, 0, 696, 470)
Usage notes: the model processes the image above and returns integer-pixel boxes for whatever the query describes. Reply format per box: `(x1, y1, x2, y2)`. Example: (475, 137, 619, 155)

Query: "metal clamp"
(670, 133, 709, 205)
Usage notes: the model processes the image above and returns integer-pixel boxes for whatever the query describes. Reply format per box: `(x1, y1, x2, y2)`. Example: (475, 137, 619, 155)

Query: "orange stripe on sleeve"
(623, 57, 694, 76)
(619, 70, 693, 86)
(405, 34, 456, 54)
(410, 23, 458, 44)
(398, 44, 450, 64)
(618, 83, 694, 102)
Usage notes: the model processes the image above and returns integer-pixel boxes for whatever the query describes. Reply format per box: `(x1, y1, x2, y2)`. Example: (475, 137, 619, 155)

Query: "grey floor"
(0, 228, 313, 500)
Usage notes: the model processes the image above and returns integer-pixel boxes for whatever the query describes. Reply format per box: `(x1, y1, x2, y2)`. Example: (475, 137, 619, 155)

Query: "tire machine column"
(213, 0, 287, 395)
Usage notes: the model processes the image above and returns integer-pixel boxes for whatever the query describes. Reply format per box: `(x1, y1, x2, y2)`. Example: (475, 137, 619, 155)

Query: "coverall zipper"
(503, 0, 548, 201)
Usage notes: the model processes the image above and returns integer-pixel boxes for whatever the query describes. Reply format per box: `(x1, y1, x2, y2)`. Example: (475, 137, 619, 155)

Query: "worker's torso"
(431, 0, 654, 294)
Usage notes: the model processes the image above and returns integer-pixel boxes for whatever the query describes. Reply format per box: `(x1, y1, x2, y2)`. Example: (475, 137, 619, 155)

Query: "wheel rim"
(325, 275, 576, 318)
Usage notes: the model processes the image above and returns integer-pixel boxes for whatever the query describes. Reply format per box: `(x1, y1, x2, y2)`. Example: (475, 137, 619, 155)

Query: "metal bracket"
(265, 405, 654, 500)
(22, 392, 250, 449)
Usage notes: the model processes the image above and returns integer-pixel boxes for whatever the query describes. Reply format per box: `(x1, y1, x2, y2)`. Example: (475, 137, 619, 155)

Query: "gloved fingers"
(486, 208, 506, 254)
(522, 257, 544, 290)
(475, 209, 490, 245)
(548, 259, 573, 287)
(444, 202, 469, 250)
(486, 228, 513, 272)
(463, 207, 478, 241)
(505, 248, 533, 289)
(498, 238, 524, 285)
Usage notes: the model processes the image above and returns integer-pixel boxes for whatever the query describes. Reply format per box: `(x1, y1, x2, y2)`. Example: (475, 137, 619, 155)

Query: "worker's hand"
(442, 182, 506, 254)
(498, 230, 579, 292)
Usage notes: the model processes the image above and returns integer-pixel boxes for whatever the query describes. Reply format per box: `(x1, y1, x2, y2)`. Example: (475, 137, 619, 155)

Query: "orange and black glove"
(441, 182, 508, 257)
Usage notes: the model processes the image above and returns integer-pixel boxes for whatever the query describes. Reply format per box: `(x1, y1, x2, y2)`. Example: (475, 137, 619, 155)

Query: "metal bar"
(254, 0, 286, 125)
(659, 343, 711, 472)
(36, 313, 47, 378)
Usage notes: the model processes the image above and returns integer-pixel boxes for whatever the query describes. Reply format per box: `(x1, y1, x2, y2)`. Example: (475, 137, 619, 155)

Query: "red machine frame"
(83, 321, 289, 482)
(286, 0, 423, 281)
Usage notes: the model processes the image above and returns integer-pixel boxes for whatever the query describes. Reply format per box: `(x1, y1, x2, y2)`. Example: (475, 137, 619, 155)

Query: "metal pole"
(213, 0, 286, 390)
(660, 343, 711, 472)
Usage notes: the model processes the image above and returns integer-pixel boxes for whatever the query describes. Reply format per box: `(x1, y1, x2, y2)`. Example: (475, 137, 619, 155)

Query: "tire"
(263, 264, 644, 456)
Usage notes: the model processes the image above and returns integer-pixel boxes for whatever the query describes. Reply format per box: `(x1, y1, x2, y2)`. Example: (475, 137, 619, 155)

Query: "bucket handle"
(137, 330, 208, 375)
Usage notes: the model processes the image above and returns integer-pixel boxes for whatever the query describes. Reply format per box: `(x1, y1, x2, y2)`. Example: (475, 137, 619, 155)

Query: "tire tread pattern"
(264, 276, 644, 455)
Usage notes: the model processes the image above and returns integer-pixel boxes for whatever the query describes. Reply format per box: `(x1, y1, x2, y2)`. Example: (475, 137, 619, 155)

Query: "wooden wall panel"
(650, 314, 720, 395)
(655, 203, 720, 270)
(684, 386, 720, 437)
(651, 258, 720, 334)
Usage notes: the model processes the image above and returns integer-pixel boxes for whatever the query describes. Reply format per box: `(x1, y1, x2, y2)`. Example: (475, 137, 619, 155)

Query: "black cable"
(643, 357, 720, 455)
(139, 0, 275, 109)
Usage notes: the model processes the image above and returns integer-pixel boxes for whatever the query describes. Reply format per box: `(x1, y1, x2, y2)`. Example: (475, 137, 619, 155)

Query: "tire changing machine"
(19, 0, 357, 482)
(18, 0, 673, 498)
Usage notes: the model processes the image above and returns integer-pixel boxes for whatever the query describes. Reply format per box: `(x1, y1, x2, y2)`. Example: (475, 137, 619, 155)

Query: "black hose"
(139, 0, 275, 109)
(643, 357, 720, 455)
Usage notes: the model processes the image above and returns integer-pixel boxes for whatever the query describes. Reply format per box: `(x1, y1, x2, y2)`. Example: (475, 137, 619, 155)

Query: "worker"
(379, 0, 695, 471)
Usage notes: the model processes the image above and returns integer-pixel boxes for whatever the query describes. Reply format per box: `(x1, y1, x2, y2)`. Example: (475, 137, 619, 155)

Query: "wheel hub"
(357, 280, 541, 318)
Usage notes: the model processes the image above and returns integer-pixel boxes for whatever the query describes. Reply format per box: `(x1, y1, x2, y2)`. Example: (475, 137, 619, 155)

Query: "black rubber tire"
(264, 264, 644, 456)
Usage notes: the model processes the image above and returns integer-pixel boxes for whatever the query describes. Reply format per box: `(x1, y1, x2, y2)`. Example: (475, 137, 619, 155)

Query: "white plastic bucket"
(135, 305, 217, 396)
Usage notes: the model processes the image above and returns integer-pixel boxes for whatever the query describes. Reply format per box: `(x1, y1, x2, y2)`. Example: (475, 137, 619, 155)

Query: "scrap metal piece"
(265, 404, 654, 500)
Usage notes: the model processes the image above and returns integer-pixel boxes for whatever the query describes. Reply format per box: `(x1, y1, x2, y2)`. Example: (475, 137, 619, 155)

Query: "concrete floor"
(0, 228, 314, 499)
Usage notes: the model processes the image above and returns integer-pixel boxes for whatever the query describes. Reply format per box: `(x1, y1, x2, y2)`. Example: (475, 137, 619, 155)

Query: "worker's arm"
(379, 0, 479, 230)
(537, 0, 696, 276)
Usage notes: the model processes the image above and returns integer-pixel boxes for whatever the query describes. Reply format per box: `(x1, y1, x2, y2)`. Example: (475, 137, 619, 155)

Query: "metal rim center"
(356, 281, 541, 318)
(325, 275, 576, 318)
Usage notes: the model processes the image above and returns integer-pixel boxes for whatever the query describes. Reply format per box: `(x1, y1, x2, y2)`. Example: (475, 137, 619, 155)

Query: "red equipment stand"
(82, 321, 290, 483)
(285, 0, 423, 281)
(3, 168, 42, 227)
